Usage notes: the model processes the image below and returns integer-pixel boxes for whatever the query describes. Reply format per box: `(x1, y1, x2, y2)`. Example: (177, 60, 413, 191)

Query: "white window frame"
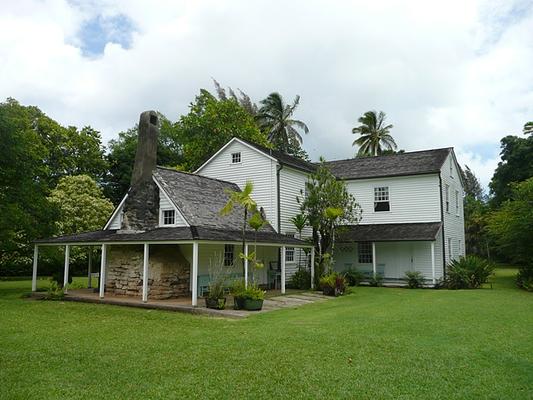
(224, 244, 234, 266)
(374, 186, 390, 212)
(358, 242, 373, 264)
(231, 152, 241, 164)
(161, 209, 176, 226)
(448, 237, 452, 260)
(285, 232, 295, 263)
(455, 189, 459, 216)
(445, 184, 450, 213)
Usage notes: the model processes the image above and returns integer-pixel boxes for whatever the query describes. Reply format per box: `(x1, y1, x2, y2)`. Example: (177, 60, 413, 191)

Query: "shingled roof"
(154, 167, 274, 233)
(321, 148, 452, 180)
(336, 222, 442, 242)
(237, 138, 317, 173)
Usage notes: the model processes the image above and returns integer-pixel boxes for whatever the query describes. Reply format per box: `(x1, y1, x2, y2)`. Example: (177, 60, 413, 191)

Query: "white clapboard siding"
(440, 153, 466, 265)
(196, 140, 279, 230)
(344, 174, 441, 225)
(158, 186, 188, 227)
(107, 208, 123, 229)
(279, 166, 313, 274)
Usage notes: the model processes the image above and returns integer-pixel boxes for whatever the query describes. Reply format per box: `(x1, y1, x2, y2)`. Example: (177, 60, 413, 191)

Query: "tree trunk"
(242, 208, 247, 277)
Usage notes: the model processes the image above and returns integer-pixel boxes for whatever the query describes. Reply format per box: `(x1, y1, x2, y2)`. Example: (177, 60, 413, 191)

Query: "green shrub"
(241, 283, 265, 301)
(42, 280, 65, 300)
(289, 267, 311, 290)
(368, 274, 383, 287)
(516, 265, 533, 292)
(403, 271, 425, 289)
(445, 256, 494, 289)
(343, 269, 365, 286)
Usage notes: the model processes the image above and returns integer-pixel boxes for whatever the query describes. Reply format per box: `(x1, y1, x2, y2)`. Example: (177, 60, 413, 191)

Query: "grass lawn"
(1, 268, 532, 399)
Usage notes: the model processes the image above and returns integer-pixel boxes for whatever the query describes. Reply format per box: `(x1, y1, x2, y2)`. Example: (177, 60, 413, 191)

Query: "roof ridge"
(155, 166, 240, 188)
(321, 147, 453, 164)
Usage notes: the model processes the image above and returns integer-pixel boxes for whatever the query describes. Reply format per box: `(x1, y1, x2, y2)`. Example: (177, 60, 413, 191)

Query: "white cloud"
(1, 0, 532, 189)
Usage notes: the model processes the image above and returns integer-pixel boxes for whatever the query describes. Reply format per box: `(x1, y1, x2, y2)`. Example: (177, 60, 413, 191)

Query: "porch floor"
(50, 289, 331, 319)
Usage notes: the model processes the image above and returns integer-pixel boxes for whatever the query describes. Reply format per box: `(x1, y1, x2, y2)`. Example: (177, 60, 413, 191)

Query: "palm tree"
(291, 213, 308, 268)
(257, 92, 309, 153)
(220, 181, 257, 276)
(352, 111, 397, 156)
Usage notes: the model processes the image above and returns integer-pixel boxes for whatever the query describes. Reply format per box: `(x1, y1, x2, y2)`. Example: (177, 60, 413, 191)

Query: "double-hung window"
(445, 184, 450, 213)
(358, 242, 373, 264)
(162, 209, 175, 225)
(374, 187, 390, 212)
(455, 190, 459, 215)
(224, 244, 234, 266)
(285, 232, 295, 262)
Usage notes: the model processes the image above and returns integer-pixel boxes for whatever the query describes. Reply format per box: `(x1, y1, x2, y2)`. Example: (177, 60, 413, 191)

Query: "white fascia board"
(152, 176, 190, 227)
(194, 137, 278, 173)
(103, 193, 128, 230)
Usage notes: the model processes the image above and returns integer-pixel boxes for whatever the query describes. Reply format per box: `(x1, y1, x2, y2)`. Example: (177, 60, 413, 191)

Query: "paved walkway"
(33, 289, 332, 319)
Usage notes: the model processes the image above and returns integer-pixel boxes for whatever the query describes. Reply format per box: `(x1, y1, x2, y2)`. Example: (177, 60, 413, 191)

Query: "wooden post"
(310, 247, 315, 290)
(192, 241, 198, 306)
(63, 245, 70, 293)
(99, 244, 107, 299)
(142, 243, 150, 303)
(431, 241, 436, 285)
(32, 245, 38, 292)
(281, 245, 286, 294)
(244, 243, 249, 289)
(87, 248, 92, 289)
(372, 242, 377, 278)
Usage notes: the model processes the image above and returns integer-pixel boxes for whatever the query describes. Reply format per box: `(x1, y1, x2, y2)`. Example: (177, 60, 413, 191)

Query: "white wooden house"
(196, 137, 466, 285)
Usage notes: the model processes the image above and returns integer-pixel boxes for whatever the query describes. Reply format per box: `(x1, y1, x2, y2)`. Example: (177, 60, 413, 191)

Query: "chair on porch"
(268, 261, 281, 290)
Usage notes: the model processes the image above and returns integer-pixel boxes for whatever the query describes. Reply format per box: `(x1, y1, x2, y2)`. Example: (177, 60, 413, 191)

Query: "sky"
(1, 0, 532, 189)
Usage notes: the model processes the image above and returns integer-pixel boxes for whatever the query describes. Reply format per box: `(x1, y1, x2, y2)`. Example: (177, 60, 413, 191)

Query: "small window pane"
(358, 242, 373, 264)
(231, 152, 241, 163)
(445, 185, 450, 213)
(374, 187, 390, 212)
(163, 210, 175, 225)
(224, 244, 234, 266)
(286, 247, 294, 262)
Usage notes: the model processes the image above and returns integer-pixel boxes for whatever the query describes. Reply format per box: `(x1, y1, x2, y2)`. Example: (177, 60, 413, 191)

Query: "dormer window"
(374, 187, 390, 212)
(231, 152, 241, 164)
(162, 209, 175, 225)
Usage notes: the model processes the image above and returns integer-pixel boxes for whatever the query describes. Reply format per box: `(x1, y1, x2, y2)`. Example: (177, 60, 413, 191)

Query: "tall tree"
(104, 114, 182, 204)
(256, 92, 309, 154)
(212, 79, 258, 116)
(489, 133, 533, 206)
(177, 89, 268, 171)
(523, 121, 533, 136)
(487, 178, 533, 265)
(462, 165, 484, 201)
(298, 158, 362, 277)
(0, 98, 58, 266)
(352, 111, 397, 156)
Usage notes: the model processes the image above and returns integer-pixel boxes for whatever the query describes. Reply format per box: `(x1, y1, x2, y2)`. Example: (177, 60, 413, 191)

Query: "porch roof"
(34, 226, 310, 247)
(336, 222, 442, 242)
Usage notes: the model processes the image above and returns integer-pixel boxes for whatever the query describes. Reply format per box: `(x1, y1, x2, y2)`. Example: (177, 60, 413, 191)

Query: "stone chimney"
(120, 111, 160, 232)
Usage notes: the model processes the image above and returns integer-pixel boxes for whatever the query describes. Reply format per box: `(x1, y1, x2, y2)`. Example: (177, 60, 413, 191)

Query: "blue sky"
(1, 0, 532, 189)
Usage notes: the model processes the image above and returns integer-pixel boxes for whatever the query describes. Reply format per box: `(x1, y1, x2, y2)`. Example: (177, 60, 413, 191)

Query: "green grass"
(1, 269, 532, 399)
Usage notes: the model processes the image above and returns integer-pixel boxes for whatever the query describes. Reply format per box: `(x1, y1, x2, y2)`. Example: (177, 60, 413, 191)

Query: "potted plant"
(241, 283, 265, 311)
(231, 279, 246, 310)
(204, 277, 227, 310)
(319, 271, 346, 297)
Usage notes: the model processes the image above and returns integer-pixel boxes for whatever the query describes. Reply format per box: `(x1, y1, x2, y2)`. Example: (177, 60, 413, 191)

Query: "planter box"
(243, 298, 264, 311)
(205, 297, 226, 310)
(233, 296, 245, 310)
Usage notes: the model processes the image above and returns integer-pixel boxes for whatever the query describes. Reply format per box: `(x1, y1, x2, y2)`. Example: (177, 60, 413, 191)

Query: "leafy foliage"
(444, 256, 494, 289)
(368, 274, 384, 287)
(177, 90, 268, 171)
(487, 178, 533, 265)
(403, 271, 425, 289)
(257, 92, 309, 154)
(516, 265, 533, 292)
(319, 271, 346, 296)
(289, 267, 311, 290)
(343, 269, 365, 286)
(462, 165, 485, 201)
(352, 111, 397, 156)
(489, 134, 533, 206)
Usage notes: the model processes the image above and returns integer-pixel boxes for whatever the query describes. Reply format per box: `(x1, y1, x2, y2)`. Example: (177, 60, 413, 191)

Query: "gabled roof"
(237, 138, 317, 173)
(337, 222, 442, 242)
(153, 167, 274, 233)
(321, 148, 452, 180)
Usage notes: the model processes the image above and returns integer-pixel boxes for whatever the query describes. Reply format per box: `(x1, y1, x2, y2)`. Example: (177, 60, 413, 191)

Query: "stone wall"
(106, 244, 190, 299)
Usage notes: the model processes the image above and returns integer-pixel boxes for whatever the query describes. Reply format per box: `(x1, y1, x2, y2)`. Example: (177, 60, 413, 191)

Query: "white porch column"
(244, 243, 249, 289)
(281, 245, 286, 294)
(32, 245, 38, 292)
(99, 244, 107, 299)
(87, 248, 92, 289)
(372, 242, 377, 278)
(310, 247, 315, 290)
(142, 243, 150, 303)
(431, 241, 436, 285)
(63, 245, 70, 293)
(192, 241, 199, 306)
